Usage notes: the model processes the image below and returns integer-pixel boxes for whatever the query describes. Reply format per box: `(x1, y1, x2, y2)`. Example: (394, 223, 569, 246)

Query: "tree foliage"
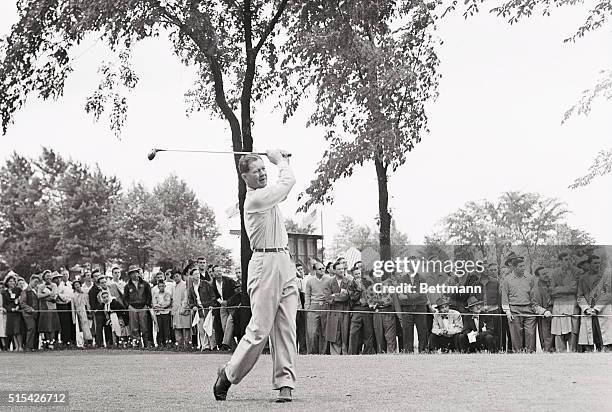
(284, 218, 315, 235)
(284, 1, 439, 207)
(0, 149, 120, 273)
(436, 191, 592, 271)
(281, 0, 440, 261)
(0, 149, 225, 273)
(0, 0, 302, 293)
(111, 174, 226, 269)
(329, 215, 410, 260)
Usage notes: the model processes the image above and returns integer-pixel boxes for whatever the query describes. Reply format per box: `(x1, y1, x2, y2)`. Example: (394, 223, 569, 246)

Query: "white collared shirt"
(244, 160, 295, 250)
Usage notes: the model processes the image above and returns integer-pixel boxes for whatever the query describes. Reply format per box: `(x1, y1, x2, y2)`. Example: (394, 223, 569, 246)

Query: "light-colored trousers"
(196, 309, 215, 350)
(225, 252, 299, 389)
(221, 310, 236, 348)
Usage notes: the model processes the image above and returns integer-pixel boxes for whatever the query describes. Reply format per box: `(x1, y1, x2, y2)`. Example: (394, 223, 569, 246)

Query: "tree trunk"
(374, 154, 391, 264)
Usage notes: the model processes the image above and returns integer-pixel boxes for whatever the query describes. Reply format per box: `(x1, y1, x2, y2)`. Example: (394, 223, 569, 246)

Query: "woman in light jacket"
(71, 280, 93, 347)
(171, 271, 191, 347)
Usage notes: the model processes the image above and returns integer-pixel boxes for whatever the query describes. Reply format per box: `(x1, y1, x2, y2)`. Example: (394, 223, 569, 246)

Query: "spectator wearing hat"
(501, 252, 537, 353)
(347, 267, 375, 354)
(20, 275, 41, 351)
(171, 270, 191, 347)
(325, 260, 351, 355)
(550, 251, 582, 352)
(458, 296, 497, 353)
(187, 267, 217, 350)
(123, 265, 153, 347)
(2, 275, 24, 351)
(37, 270, 61, 348)
(71, 280, 93, 346)
(56, 269, 75, 346)
(429, 297, 462, 352)
(305, 261, 331, 354)
(577, 254, 612, 350)
(530, 266, 554, 352)
(423, 263, 450, 345)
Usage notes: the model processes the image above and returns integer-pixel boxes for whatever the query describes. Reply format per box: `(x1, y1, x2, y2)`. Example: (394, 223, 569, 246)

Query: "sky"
(1, 2, 611, 260)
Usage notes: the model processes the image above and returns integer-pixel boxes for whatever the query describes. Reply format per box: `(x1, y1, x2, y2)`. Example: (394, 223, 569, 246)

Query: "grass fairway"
(0, 351, 611, 411)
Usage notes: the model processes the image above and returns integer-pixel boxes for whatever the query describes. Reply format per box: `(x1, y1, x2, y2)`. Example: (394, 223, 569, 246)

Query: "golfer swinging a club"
(214, 149, 299, 403)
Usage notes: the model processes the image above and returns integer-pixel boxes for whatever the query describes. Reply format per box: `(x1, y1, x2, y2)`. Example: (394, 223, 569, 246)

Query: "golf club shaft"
(160, 149, 267, 156)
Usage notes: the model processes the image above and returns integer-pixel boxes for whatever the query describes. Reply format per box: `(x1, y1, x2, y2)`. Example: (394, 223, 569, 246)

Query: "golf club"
(147, 148, 291, 161)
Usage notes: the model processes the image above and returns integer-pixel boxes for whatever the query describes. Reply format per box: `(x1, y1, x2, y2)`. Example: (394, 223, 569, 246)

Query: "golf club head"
(147, 149, 159, 161)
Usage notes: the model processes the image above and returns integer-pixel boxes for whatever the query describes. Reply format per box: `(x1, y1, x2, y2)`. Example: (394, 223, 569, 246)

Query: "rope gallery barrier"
(14, 306, 612, 317)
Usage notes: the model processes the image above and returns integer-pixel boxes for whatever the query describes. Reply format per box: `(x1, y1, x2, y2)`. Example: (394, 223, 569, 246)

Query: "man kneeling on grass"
(429, 297, 463, 352)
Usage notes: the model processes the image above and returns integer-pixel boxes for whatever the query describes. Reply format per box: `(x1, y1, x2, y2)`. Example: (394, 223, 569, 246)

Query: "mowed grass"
(0, 351, 611, 411)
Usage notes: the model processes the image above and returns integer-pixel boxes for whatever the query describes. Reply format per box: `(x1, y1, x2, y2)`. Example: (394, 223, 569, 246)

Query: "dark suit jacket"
(212, 277, 237, 303)
(88, 284, 102, 311)
(187, 280, 217, 317)
(462, 315, 495, 336)
(20, 288, 39, 317)
(325, 277, 351, 344)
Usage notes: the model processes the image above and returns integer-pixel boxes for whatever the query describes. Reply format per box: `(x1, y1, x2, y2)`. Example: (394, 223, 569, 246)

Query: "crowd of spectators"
(2, 247, 611, 355)
(296, 247, 612, 355)
(0, 256, 241, 352)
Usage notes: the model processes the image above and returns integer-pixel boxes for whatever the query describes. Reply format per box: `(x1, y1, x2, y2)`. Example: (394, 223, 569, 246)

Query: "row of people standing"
(0, 257, 242, 352)
(298, 249, 612, 355)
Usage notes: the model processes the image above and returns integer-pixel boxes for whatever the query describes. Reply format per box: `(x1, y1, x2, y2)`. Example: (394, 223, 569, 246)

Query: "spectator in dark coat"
(2, 275, 23, 351)
(123, 265, 152, 347)
(89, 269, 111, 348)
(20, 275, 41, 351)
(211, 265, 237, 350)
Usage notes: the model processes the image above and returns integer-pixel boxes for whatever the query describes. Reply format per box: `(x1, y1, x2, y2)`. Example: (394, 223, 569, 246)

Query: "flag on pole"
(302, 208, 317, 227)
(225, 202, 240, 219)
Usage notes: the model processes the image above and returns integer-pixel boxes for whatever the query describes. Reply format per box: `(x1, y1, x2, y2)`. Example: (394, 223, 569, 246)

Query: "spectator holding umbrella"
(2, 274, 24, 351)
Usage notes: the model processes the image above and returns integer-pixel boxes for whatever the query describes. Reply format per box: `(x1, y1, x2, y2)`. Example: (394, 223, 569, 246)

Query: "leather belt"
(253, 247, 288, 253)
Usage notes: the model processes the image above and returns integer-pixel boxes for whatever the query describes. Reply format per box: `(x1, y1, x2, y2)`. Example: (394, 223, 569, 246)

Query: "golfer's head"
(239, 155, 266, 189)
